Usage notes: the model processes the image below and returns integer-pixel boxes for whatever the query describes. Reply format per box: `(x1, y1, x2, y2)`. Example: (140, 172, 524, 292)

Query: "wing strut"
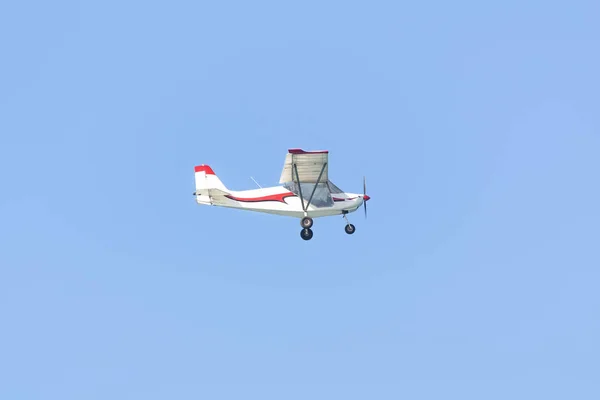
(306, 162, 328, 209)
(293, 162, 328, 212)
(293, 163, 306, 211)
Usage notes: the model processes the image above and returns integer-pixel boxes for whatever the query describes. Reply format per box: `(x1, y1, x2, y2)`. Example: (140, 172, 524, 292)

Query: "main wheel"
(300, 228, 313, 241)
(344, 224, 356, 235)
(300, 217, 313, 229)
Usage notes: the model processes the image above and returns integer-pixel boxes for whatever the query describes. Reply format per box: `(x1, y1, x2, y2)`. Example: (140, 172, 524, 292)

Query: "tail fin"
(194, 165, 229, 197)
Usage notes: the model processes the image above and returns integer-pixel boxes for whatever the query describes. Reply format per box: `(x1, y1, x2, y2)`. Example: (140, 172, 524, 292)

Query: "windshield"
(327, 181, 344, 194)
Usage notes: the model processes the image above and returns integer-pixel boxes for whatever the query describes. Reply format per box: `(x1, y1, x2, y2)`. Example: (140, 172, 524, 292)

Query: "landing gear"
(345, 224, 356, 235)
(300, 216, 313, 229)
(342, 211, 356, 235)
(300, 217, 314, 240)
(300, 228, 314, 241)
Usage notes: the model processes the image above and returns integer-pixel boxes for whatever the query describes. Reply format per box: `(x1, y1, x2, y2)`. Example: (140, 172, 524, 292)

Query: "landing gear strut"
(300, 228, 313, 241)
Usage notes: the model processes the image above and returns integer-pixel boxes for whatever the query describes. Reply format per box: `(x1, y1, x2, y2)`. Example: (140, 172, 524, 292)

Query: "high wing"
(279, 148, 329, 184)
(279, 148, 333, 209)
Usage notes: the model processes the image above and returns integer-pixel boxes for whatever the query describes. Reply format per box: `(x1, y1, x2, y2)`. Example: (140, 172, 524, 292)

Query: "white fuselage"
(196, 185, 365, 218)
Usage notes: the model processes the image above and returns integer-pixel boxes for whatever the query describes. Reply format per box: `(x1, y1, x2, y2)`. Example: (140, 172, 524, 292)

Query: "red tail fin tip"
(194, 165, 215, 175)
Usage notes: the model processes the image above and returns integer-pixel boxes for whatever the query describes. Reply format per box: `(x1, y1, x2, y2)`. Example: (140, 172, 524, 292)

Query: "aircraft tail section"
(194, 165, 230, 201)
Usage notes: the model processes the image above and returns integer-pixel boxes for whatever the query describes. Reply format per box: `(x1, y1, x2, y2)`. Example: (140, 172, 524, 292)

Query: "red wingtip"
(363, 195, 370, 201)
(288, 148, 329, 154)
(194, 165, 215, 175)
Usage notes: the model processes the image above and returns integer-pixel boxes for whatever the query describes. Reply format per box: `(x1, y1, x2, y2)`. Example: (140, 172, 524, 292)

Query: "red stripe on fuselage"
(225, 192, 296, 203)
(333, 197, 357, 202)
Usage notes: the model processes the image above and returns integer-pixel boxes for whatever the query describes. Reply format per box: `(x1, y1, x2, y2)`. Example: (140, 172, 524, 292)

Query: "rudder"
(194, 165, 229, 195)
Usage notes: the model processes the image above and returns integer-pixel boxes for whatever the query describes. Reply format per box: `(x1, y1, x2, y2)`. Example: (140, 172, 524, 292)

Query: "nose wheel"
(342, 211, 356, 235)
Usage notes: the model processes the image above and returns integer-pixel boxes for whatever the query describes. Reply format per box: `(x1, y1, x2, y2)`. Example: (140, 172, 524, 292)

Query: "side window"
(283, 181, 333, 207)
(284, 181, 298, 193)
(304, 183, 333, 207)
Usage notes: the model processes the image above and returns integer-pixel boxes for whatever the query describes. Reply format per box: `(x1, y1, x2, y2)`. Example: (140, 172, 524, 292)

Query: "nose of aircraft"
(363, 194, 370, 201)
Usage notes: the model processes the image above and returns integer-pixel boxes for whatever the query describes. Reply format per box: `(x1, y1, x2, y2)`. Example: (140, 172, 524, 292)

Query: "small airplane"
(193, 148, 370, 240)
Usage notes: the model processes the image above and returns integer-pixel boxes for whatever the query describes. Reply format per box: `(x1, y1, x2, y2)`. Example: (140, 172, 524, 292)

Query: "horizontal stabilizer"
(193, 188, 229, 197)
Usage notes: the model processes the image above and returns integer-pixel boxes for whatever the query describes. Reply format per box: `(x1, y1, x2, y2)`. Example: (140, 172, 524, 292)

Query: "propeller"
(363, 176, 369, 218)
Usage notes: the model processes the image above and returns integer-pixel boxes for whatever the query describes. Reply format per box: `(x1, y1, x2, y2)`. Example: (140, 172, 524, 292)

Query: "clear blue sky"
(1, 1, 599, 398)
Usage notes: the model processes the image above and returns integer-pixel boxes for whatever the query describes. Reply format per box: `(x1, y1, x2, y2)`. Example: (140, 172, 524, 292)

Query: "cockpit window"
(283, 181, 334, 207)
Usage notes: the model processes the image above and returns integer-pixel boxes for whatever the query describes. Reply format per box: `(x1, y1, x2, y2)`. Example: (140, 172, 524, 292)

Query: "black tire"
(344, 224, 356, 235)
(300, 228, 313, 240)
(300, 217, 313, 229)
